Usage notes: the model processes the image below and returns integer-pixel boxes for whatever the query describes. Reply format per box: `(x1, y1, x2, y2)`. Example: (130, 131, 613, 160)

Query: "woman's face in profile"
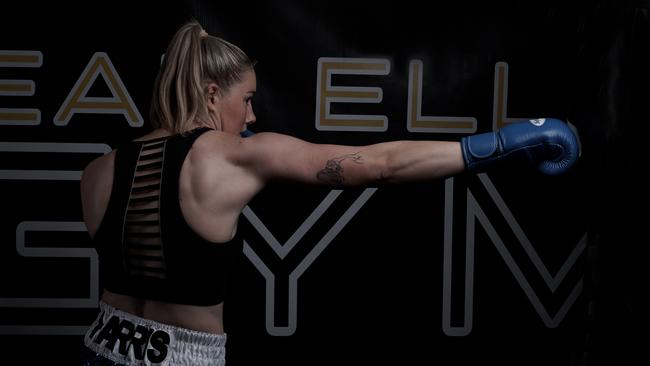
(217, 70, 257, 134)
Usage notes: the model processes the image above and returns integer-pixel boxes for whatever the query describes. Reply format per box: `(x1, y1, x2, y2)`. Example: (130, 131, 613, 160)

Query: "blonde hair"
(150, 20, 254, 134)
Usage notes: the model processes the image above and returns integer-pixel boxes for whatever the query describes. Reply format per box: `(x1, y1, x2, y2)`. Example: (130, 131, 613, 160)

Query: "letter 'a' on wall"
(54, 52, 143, 127)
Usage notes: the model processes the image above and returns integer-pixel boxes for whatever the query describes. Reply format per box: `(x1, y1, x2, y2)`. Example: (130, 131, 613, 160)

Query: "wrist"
(460, 131, 501, 172)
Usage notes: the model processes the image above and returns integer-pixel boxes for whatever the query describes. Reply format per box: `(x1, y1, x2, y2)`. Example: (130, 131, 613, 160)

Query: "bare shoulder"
(81, 151, 115, 186)
(190, 130, 285, 165)
(80, 151, 116, 237)
(188, 131, 319, 185)
(187, 131, 299, 188)
(191, 130, 241, 154)
(182, 131, 267, 212)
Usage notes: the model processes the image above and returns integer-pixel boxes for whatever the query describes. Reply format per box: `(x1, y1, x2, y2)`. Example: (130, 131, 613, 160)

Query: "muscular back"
(81, 129, 261, 243)
(176, 130, 262, 243)
(80, 128, 262, 333)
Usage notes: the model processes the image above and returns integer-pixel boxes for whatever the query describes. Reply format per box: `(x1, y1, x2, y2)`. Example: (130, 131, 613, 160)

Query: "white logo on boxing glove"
(529, 118, 546, 126)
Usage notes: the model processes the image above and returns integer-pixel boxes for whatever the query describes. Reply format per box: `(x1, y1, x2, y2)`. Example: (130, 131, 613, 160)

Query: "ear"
(206, 82, 219, 100)
(206, 83, 220, 113)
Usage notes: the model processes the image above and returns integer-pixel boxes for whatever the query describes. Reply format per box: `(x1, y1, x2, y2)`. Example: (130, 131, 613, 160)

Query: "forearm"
(248, 132, 465, 186)
(363, 140, 465, 184)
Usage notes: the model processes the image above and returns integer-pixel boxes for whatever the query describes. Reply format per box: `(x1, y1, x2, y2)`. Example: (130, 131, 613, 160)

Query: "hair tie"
(199, 29, 209, 38)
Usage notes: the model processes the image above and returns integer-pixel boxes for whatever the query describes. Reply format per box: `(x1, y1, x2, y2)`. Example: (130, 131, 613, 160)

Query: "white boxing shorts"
(83, 301, 226, 366)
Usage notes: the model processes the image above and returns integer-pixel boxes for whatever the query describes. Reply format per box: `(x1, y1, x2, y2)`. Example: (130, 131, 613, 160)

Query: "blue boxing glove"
(460, 118, 580, 175)
(240, 129, 255, 138)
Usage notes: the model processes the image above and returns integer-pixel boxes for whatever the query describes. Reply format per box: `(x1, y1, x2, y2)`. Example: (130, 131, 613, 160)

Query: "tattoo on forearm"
(316, 153, 363, 185)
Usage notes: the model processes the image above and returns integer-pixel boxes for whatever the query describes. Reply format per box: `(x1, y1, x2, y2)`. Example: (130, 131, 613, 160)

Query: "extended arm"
(239, 132, 464, 186)
(232, 118, 579, 187)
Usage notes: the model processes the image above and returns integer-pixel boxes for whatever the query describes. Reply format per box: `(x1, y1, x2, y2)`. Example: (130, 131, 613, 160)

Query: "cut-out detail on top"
(122, 137, 170, 279)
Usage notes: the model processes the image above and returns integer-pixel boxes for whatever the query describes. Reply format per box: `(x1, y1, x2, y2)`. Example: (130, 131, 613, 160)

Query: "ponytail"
(150, 20, 253, 134)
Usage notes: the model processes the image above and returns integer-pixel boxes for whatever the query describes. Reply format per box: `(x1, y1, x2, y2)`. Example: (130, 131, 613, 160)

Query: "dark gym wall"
(0, 1, 645, 365)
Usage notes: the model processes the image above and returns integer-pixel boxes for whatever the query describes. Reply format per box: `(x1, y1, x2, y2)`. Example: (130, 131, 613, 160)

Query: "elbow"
(376, 170, 394, 185)
(375, 155, 398, 185)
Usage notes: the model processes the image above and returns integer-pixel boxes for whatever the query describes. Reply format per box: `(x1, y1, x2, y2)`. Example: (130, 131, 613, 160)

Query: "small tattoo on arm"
(316, 153, 363, 185)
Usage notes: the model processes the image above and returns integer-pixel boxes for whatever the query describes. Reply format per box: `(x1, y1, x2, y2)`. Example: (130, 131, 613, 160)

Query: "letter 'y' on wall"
(242, 188, 377, 336)
(315, 57, 389, 132)
(54, 52, 143, 126)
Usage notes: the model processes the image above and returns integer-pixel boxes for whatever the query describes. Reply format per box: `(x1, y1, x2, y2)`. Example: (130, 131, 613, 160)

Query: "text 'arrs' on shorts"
(82, 301, 226, 366)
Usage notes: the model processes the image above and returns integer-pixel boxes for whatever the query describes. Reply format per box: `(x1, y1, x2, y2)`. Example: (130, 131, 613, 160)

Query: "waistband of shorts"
(84, 301, 226, 366)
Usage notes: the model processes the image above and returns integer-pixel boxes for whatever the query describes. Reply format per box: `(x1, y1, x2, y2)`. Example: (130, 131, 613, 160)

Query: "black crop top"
(92, 127, 239, 306)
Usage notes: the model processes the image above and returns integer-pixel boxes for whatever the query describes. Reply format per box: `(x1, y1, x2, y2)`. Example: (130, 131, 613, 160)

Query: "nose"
(246, 107, 256, 125)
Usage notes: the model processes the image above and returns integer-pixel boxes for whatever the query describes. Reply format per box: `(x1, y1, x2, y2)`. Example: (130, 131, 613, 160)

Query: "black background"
(1, 0, 647, 365)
